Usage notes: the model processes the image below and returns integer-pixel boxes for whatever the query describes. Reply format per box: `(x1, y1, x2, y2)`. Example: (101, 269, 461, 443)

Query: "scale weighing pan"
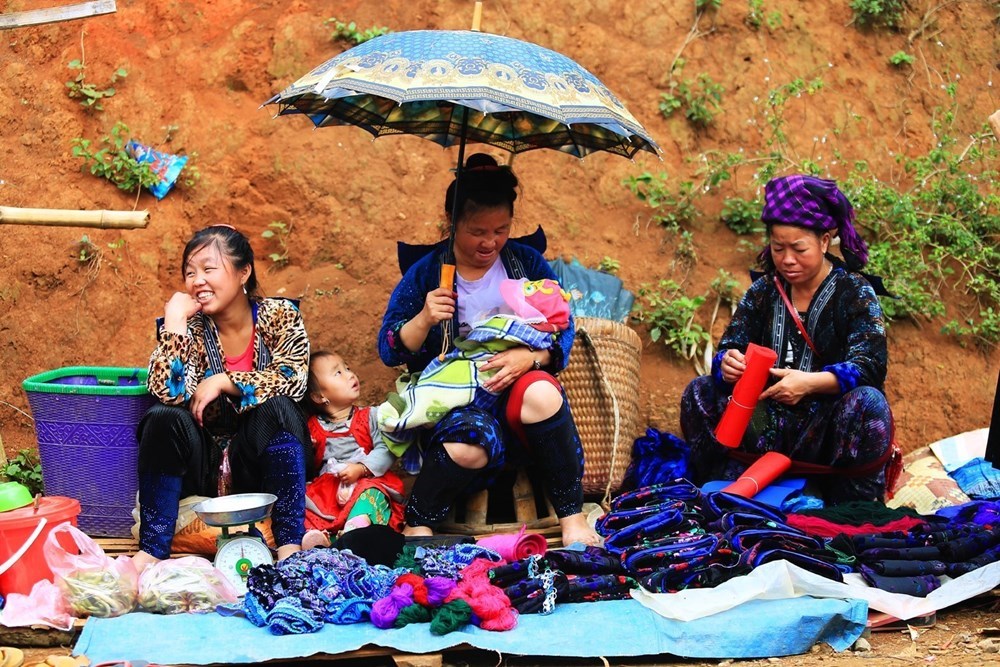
(192, 493, 277, 527)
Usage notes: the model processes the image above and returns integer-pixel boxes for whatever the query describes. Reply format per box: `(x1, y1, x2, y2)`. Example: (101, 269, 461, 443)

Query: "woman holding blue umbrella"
(378, 153, 600, 547)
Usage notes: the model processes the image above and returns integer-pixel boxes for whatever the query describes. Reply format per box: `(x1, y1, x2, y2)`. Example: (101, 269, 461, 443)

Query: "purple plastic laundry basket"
(23, 366, 155, 537)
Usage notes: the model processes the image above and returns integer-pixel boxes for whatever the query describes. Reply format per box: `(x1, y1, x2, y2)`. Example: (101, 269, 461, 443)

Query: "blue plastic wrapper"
(125, 141, 189, 200)
(549, 258, 634, 322)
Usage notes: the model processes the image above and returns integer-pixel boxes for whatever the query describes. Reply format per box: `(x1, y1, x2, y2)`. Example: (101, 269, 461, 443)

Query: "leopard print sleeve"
(147, 315, 208, 405)
(226, 298, 309, 411)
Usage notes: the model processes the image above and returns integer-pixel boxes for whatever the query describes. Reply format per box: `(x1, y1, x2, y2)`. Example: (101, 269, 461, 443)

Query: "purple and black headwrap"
(760, 175, 869, 270)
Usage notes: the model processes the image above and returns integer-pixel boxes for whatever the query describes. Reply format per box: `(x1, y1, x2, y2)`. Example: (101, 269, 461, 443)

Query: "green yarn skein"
(393, 545, 423, 574)
(394, 603, 432, 628)
(430, 599, 473, 635)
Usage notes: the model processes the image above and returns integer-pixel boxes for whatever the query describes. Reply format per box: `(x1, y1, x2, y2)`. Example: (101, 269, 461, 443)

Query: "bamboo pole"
(0, 0, 116, 30)
(471, 1, 483, 31)
(0, 206, 149, 229)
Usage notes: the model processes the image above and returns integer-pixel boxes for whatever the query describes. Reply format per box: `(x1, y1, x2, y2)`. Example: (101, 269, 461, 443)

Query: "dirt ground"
(1, 0, 999, 665)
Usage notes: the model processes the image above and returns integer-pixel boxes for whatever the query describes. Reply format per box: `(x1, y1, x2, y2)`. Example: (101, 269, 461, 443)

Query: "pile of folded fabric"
(595, 480, 848, 592)
(830, 500, 1000, 597)
(487, 547, 636, 614)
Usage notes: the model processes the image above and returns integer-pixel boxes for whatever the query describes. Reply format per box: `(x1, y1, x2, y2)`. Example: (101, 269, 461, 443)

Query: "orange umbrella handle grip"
(440, 263, 456, 290)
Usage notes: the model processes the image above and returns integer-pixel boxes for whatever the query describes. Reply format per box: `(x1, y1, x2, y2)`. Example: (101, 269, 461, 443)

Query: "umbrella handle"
(440, 263, 456, 290)
(437, 263, 456, 361)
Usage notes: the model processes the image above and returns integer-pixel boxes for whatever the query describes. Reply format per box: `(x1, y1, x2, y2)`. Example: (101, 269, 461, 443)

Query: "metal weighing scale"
(192, 493, 277, 596)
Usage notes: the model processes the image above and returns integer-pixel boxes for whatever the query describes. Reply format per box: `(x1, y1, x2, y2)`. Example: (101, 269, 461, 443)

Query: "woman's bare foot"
(131, 550, 161, 575)
(301, 529, 331, 551)
(403, 524, 433, 538)
(276, 543, 301, 561)
(559, 512, 603, 548)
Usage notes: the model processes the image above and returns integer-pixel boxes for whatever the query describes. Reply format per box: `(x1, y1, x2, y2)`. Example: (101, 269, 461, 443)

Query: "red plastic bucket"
(0, 496, 80, 596)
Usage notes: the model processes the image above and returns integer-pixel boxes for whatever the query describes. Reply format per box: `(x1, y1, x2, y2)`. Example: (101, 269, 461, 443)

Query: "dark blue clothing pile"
(487, 547, 636, 615)
(841, 513, 1000, 597)
(595, 480, 846, 593)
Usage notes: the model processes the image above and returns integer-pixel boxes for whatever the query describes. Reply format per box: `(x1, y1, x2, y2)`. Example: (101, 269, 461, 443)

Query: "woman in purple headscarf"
(680, 175, 898, 503)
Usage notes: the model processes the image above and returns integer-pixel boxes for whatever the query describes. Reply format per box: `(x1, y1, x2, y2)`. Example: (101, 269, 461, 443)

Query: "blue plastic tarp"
(75, 597, 866, 664)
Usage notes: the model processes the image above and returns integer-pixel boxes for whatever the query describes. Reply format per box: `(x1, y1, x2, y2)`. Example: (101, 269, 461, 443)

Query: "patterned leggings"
(680, 376, 892, 503)
(405, 374, 585, 527)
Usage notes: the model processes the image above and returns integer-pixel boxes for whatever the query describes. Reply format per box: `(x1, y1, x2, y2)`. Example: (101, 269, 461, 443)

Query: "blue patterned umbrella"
(263, 30, 659, 160)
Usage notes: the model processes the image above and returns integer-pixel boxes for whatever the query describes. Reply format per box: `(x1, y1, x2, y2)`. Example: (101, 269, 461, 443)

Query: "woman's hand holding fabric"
(480, 346, 537, 393)
(720, 349, 747, 384)
(164, 291, 201, 334)
(189, 372, 237, 426)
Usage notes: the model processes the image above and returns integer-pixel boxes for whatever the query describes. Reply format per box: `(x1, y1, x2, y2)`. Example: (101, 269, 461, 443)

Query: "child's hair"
(304, 350, 339, 414)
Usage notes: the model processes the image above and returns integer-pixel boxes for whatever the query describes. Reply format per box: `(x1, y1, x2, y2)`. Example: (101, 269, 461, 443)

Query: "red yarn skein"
(396, 572, 430, 606)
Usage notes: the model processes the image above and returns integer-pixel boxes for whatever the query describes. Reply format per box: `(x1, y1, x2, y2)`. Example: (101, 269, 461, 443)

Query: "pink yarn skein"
(446, 557, 518, 632)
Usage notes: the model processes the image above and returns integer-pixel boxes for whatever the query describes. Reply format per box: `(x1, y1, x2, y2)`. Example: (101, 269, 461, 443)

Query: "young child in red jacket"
(300, 351, 405, 550)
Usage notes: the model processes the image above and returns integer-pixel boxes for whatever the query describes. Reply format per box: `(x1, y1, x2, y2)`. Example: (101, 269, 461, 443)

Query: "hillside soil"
(1, 0, 999, 664)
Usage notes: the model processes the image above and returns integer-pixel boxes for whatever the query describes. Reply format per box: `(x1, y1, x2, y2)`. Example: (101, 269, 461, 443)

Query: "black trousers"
(136, 396, 312, 497)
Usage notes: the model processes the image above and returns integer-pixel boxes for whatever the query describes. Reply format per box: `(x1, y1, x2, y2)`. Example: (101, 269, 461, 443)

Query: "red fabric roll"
(733, 343, 778, 404)
(714, 343, 778, 448)
(722, 451, 792, 498)
(714, 401, 755, 449)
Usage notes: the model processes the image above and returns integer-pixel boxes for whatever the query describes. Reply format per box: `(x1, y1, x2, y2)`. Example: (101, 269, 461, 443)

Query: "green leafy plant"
(71, 121, 159, 193)
(75, 234, 100, 264)
(2, 449, 43, 497)
(721, 197, 763, 235)
(888, 51, 915, 67)
(634, 279, 710, 370)
(325, 18, 390, 45)
(65, 59, 127, 112)
(180, 152, 201, 189)
(676, 230, 698, 267)
(597, 256, 620, 275)
(262, 221, 292, 268)
(623, 172, 698, 231)
(696, 0, 723, 11)
(660, 74, 724, 127)
(746, 0, 764, 27)
(850, 0, 907, 29)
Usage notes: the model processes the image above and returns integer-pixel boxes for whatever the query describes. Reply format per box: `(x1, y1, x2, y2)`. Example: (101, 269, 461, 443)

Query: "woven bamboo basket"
(561, 317, 643, 499)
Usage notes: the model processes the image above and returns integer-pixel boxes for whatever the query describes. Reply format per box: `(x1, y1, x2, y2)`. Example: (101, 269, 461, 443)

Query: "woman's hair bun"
(465, 153, 500, 170)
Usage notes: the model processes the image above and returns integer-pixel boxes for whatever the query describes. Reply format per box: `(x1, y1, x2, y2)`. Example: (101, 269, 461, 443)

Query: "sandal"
(44, 658, 89, 667)
(0, 647, 24, 667)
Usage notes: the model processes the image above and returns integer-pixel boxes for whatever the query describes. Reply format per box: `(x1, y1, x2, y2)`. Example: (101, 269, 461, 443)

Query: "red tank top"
(225, 327, 255, 371)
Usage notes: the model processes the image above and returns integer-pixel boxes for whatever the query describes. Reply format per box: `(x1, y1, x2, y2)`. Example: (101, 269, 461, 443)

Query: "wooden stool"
(438, 468, 559, 535)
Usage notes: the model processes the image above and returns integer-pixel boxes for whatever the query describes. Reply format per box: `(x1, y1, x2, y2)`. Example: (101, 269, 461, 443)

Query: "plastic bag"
(124, 140, 189, 199)
(43, 523, 137, 618)
(137, 555, 238, 614)
(0, 579, 75, 631)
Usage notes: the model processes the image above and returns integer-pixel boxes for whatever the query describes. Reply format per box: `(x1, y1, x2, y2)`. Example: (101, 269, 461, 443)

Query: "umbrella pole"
(438, 105, 472, 360)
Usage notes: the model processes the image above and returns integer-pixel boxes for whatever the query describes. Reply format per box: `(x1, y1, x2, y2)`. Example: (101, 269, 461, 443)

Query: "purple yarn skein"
(370, 583, 415, 629)
(423, 576, 457, 607)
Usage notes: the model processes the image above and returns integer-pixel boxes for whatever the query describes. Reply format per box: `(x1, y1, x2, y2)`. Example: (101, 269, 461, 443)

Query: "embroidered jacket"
(147, 297, 309, 411)
(713, 268, 887, 395)
(378, 240, 574, 374)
